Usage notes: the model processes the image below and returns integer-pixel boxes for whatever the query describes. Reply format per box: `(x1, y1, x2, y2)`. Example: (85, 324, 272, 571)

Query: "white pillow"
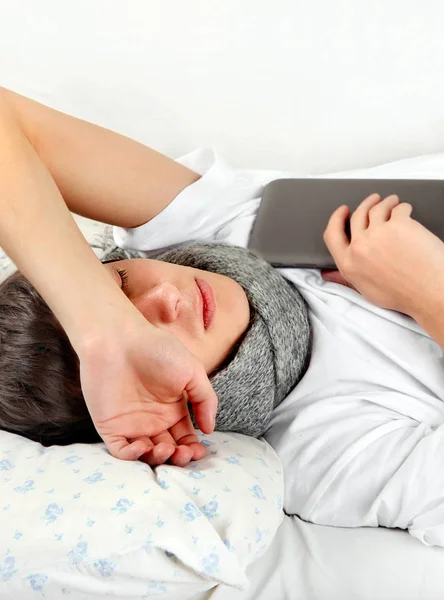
(0, 248, 16, 283)
(0, 193, 285, 599)
(0, 430, 283, 599)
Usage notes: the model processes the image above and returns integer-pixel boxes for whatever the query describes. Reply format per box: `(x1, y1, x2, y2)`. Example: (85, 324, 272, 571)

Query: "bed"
(1, 1, 444, 598)
(205, 516, 444, 600)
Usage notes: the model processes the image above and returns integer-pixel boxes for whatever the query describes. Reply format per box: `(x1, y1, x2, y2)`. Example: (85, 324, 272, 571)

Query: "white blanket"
(202, 515, 444, 600)
(115, 147, 444, 547)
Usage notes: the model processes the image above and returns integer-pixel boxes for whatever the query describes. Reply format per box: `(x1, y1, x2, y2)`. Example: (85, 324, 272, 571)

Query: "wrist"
(73, 299, 155, 373)
(62, 273, 146, 352)
(17, 221, 144, 351)
(407, 278, 444, 347)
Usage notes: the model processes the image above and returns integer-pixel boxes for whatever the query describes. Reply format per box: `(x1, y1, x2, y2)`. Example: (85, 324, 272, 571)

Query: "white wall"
(0, 0, 443, 173)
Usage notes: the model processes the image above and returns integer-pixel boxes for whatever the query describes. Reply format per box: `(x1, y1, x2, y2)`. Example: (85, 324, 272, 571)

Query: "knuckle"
(323, 226, 333, 245)
(349, 237, 369, 260)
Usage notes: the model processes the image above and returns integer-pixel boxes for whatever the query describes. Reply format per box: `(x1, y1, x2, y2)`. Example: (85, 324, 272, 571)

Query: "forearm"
(409, 283, 444, 349)
(2, 86, 200, 227)
(0, 90, 149, 349)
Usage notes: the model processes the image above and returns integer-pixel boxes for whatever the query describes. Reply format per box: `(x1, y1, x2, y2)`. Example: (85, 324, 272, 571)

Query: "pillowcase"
(0, 430, 283, 599)
(0, 248, 16, 283)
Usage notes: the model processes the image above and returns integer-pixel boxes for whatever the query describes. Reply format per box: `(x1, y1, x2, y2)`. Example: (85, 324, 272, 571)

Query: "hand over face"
(322, 193, 444, 318)
(78, 313, 218, 466)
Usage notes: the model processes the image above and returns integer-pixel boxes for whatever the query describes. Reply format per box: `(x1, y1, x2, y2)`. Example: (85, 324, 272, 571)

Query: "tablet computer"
(247, 178, 444, 268)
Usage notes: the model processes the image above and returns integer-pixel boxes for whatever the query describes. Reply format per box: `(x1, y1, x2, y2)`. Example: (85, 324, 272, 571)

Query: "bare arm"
(0, 87, 216, 462)
(322, 193, 444, 348)
(2, 86, 200, 227)
(410, 297, 444, 348)
(0, 87, 119, 344)
(0, 85, 202, 340)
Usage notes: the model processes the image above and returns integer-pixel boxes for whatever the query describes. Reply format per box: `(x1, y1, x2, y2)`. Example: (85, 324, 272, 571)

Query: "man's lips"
(196, 278, 216, 330)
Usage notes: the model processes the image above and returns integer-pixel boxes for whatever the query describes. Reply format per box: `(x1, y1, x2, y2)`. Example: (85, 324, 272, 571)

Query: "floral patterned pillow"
(0, 430, 283, 599)
(0, 248, 15, 282)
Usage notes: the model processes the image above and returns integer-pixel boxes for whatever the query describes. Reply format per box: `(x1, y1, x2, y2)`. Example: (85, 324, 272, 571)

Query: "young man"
(1, 86, 444, 489)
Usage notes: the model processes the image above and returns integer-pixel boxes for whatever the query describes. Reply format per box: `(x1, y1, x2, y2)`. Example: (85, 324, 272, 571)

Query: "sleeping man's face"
(104, 258, 251, 375)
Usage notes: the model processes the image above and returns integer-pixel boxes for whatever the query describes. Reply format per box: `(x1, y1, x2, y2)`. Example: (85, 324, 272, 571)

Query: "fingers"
(169, 412, 199, 446)
(169, 413, 207, 463)
(140, 430, 192, 467)
(139, 444, 176, 466)
(183, 442, 206, 461)
(140, 414, 207, 467)
(350, 193, 381, 232)
(326, 194, 404, 261)
(142, 443, 202, 468)
(105, 435, 153, 461)
(321, 269, 354, 288)
(323, 192, 402, 276)
(323, 205, 351, 268)
(168, 445, 195, 467)
(185, 365, 218, 434)
(151, 430, 176, 446)
(139, 431, 176, 466)
(368, 194, 399, 225)
(391, 202, 413, 219)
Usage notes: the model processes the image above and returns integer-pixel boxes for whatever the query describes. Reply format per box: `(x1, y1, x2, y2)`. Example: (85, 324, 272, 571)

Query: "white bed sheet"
(201, 515, 444, 600)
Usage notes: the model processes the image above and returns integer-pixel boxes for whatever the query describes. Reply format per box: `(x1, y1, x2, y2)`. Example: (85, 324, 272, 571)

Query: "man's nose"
(132, 282, 181, 324)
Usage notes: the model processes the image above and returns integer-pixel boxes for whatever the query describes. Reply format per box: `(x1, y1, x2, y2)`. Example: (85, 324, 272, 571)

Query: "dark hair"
(0, 270, 100, 446)
(0, 253, 252, 446)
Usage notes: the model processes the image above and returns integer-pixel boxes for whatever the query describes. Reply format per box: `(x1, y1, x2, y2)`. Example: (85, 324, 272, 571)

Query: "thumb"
(185, 364, 218, 434)
(321, 269, 355, 289)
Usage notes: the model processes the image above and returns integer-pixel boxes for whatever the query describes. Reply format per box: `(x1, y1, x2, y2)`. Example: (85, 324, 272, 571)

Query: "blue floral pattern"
(200, 500, 220, 520)
(94, 559, 116, 578)
(68, 541, 88, 564)
(26, 573, 48, 592)
(0, 460, 14, 472)
(181, 502, 202, 522)
(83, 471, 104, 484)
(0, 428, 283, 598)
(111, 498, 134, 515)
(202, 552, 219, 575)
(13, 479, 35, 494)
(42, 503, 64, 525)
(0, 555, 17, 582)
